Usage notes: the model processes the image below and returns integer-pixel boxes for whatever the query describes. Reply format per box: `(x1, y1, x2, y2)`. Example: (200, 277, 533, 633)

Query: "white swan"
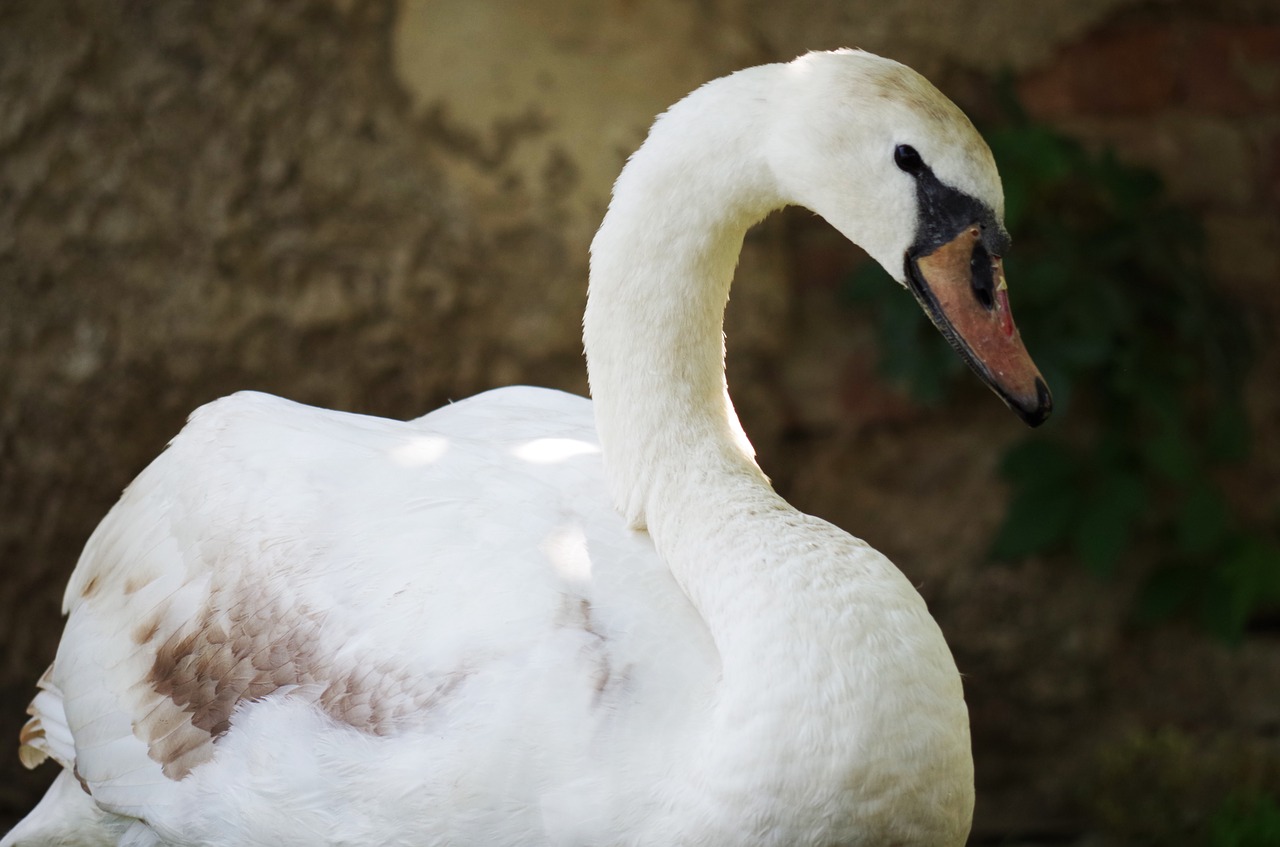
(5, 49, 1050, 847)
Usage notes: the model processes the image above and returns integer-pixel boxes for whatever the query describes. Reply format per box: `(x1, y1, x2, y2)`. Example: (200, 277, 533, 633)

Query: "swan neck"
(584, 65, 784, 529)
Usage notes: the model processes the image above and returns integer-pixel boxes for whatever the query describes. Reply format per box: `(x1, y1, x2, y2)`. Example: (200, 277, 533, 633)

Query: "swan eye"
(894, 144, 924, 174)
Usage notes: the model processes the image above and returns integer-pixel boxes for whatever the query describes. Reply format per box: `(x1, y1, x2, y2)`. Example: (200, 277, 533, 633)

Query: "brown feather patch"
(138, 581, 467, 780)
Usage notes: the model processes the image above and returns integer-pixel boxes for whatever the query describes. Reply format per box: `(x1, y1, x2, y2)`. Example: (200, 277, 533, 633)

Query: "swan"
(4, 49, 1050, 847)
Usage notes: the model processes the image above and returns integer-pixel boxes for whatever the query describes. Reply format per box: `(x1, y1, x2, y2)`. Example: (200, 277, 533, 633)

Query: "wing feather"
(19, 386, 717, 837)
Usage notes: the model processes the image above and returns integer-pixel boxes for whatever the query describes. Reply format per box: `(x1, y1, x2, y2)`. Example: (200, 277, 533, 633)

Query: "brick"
(1137, 114, 1255, 208)
(1019, 23, 1180, 121)
(838, 356, 922, 430)
(1182, 24, 1280, 116)
(1265, 130, 1280, 207)
(1038, 115, 1256, 209)
(1203, 212, 1280, 309)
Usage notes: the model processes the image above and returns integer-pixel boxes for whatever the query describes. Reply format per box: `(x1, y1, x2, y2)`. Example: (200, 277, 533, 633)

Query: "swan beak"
(905, 227, 1053, 427)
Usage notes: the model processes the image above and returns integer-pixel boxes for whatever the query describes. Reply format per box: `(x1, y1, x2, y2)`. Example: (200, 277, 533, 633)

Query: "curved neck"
(584, 64, 784, 531)
(582, 59, 856, 759)
(582, 62, 973, 842)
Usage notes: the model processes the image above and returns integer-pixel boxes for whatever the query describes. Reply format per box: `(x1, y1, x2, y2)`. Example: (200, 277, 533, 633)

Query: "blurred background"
(1, 0, 1277, 843)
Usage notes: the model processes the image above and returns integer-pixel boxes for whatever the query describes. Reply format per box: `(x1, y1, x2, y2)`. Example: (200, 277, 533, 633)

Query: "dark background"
(2, 1, 1277, 842)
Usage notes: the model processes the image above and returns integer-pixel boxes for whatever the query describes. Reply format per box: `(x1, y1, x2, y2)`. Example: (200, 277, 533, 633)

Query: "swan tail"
(15, 666, 73, 772)
(4, 665, 130, 846)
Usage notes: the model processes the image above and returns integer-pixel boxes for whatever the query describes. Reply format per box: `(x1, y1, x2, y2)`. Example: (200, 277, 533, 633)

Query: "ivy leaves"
(989, 440, 1146, 577)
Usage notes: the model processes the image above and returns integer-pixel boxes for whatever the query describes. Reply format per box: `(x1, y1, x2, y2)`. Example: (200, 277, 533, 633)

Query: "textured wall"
(2, 0, 1277, 840)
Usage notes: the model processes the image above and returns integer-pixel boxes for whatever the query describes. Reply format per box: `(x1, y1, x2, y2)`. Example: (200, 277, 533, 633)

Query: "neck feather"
(584, 65, 783, 531)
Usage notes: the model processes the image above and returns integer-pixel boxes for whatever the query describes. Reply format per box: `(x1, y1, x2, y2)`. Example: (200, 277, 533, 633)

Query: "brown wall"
(2, 0, 1277, 840)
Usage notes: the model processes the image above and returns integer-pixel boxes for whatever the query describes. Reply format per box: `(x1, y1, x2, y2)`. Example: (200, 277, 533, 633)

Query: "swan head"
(768, 50, 1052, 427)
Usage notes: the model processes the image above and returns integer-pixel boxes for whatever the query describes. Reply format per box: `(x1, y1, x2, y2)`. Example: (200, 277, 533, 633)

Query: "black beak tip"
(1015, 377, 1054, 428)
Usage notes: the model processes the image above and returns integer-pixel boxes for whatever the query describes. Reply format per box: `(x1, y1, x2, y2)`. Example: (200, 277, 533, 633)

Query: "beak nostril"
(970, 243, 995, 311)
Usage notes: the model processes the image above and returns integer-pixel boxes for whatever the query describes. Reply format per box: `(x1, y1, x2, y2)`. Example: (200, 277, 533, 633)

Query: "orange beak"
(906, 226, 1052, 427)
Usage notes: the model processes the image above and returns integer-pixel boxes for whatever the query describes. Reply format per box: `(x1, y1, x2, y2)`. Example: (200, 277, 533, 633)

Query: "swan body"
(5, 50, 1049, 847)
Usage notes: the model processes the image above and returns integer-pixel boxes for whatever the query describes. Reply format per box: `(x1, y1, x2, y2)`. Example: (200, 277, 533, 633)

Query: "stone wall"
(1, 0, 1277, 840)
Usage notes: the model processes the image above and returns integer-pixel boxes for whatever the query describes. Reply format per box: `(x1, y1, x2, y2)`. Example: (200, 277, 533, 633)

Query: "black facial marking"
(895, 148, 1009, 258)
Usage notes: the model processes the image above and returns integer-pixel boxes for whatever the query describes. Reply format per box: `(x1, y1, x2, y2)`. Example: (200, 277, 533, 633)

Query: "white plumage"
(5, 49, 1048, 847)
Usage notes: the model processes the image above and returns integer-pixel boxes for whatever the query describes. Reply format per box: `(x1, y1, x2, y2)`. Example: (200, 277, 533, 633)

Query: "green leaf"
(1139, 420, 1198, 483)
(990, 440, 1085, 560)
(1073, 472, 1145, 577)
(991, 479, 1078, 560)
(1229, 537, 1280, 607)
(1200, 573, 1251, 646)
(999, 438, 1079, 486)
(1207, 399, 1251, 463)
(1138, 564, 1202, 623)
(1251, 540, 1280, 606)
(1054, 333, 1111, 369)
(843, 261, 889, 305)
(1175, 482, 1231, 558)
(1199, 539, 1280, 643)
(1208, 792, 1280, 847)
